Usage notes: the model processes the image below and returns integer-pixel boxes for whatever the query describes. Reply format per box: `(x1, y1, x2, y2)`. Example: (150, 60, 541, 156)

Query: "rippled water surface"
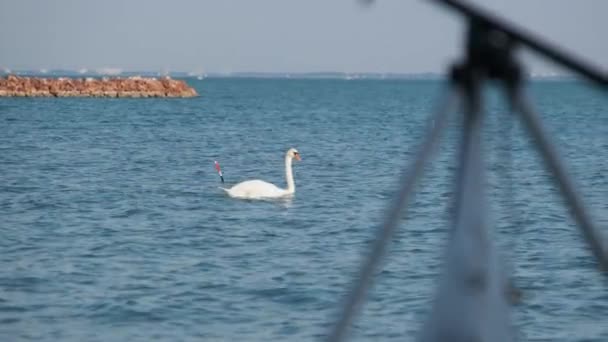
(1, 78, 607, 341)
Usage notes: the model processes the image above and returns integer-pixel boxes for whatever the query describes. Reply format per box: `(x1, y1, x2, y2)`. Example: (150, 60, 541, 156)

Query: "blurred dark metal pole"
(431, 0, 608, 277)
(509, 88, 608, 273)
(332, 0, 607, 340)
(419, 66, 513, 342)
(326, 88, 458, 342)
(432, 0, 608, 89)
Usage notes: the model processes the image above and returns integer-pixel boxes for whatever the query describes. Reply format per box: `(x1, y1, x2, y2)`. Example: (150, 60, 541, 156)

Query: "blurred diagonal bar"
(510, 88, 608, 273)
(432, 0, 608, 89)
(326, 87, 459, 342)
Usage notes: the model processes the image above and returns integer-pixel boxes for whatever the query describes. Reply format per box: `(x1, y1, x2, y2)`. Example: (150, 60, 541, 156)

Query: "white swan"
(222, 148, 301, 199)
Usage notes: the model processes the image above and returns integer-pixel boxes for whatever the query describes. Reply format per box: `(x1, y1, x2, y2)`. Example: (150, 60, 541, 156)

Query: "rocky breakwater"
(0, 75, 198, 98)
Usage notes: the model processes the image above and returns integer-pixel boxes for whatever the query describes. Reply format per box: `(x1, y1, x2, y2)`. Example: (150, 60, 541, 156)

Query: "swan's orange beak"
(294, 153, 301, 161)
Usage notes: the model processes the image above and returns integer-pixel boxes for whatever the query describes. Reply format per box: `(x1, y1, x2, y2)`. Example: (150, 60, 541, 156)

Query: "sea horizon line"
(1, 69, 574, 81)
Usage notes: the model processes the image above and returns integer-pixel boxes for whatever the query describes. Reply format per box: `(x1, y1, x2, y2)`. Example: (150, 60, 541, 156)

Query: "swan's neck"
(285, 156, 295, 193)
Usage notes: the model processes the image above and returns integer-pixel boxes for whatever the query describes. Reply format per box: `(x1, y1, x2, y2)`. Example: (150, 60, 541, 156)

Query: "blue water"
(1, 78, 607, 341)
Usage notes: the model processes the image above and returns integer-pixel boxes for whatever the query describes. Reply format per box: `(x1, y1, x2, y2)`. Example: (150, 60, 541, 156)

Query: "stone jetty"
(0, 75, 198, 98)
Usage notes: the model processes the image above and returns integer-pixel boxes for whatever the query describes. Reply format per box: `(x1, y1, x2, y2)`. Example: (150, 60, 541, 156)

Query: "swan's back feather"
(224, 179, 290, 199)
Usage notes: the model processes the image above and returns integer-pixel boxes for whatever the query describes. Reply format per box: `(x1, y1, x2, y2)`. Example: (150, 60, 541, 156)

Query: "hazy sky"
(1, 0, 606, 74)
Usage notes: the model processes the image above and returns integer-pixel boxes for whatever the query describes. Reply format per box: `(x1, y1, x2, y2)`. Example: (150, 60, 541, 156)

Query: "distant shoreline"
(0, 70, 575, 82)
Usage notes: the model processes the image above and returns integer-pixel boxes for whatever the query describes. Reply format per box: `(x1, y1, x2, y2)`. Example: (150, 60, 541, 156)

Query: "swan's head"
(287, 148, 301, 161)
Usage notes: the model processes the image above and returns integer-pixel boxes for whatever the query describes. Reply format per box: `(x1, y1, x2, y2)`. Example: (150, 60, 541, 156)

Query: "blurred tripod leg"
(326, 86, 459, 342)
(420, 74, 514, 342)
(510, 87, 608, 274)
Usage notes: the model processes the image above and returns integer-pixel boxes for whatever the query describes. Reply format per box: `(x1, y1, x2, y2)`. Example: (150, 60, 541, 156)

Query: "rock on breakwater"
(0, 75, 198, 98)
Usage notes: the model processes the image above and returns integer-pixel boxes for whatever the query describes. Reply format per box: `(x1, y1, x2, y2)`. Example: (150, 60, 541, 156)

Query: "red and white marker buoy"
(214, 161, 224, 184)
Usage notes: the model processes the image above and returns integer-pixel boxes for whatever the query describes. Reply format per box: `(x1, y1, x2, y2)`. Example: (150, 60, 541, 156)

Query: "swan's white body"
(222, 148, 300, 200)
